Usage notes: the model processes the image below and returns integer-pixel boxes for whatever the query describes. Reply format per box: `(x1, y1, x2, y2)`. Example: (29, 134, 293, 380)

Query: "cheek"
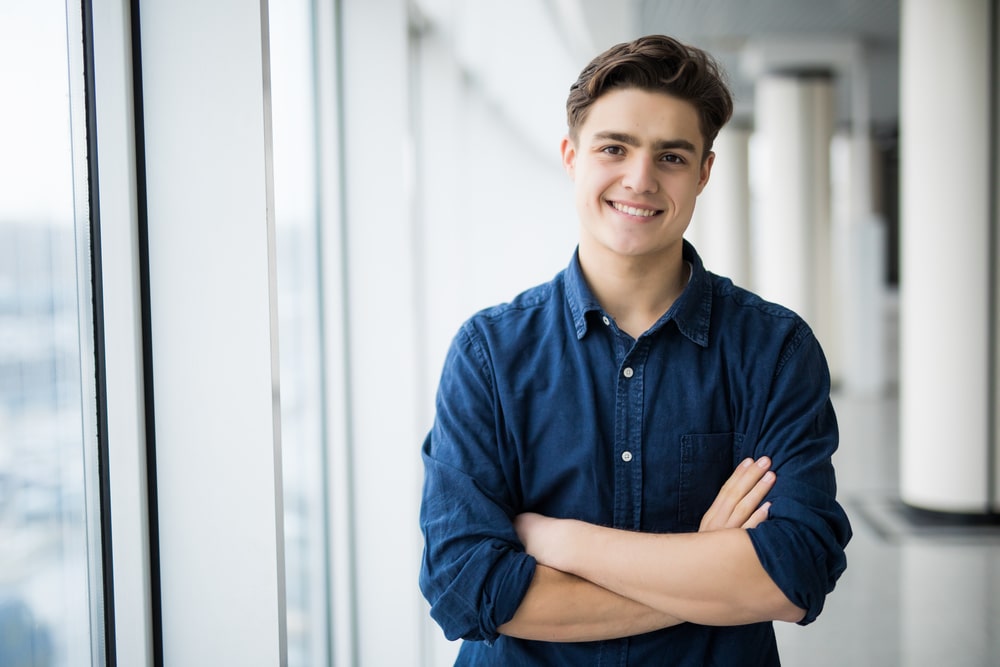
(672, 176, 703, 203)
(579, 183, 608, 213)
(573, 170, 600, 204)
(580, 168, 613, 198)
(574, 186, 594, 214)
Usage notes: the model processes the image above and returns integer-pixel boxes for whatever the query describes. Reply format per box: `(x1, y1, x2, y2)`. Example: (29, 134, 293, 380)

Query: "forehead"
(579, 88, 704, 150)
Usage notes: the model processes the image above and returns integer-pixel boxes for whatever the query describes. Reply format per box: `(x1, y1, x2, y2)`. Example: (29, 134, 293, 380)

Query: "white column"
(831, 132, 887, 395)
(752, 73, 836, 359)
(138, 1, 287, 663)
(689, 124, 751, 288)
(899, 0, 996, 513)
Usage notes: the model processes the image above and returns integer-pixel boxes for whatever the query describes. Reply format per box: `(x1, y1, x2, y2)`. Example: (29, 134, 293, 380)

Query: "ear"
(560, 136, 577, 178)
(696, 151, 715, 195)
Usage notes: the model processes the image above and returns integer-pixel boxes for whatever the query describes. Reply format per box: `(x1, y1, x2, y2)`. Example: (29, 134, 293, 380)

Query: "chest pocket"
(678, 432, 745, 530)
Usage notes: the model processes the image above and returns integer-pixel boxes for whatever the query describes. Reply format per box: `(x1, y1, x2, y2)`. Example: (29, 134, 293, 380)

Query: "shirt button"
(623, 367, 634, 378)
(602, 315, 610, 326)
(621, 451, 633, 462)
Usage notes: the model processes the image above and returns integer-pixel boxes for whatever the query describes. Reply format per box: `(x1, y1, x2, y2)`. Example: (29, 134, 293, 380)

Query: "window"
(269, 2, 331, 665)
(0, 2, 106, 666)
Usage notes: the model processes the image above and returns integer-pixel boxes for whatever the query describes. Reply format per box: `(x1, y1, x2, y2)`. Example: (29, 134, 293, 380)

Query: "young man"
(419, 35, 851, 665)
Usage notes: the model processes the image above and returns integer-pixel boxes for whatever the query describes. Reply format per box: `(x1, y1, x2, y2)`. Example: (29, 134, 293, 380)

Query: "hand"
(514, 512, 568, 569)
(699, 457, 775, 532)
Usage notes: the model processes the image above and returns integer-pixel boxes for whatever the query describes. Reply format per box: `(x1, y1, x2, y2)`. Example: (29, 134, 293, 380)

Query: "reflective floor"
(774, 390, 1000, 667)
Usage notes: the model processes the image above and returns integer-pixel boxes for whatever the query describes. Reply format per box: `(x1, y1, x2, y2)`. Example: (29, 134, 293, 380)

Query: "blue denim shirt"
(419, 242, 851, 666)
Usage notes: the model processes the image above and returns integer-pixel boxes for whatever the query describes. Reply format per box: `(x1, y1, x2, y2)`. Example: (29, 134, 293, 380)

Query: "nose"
(621, 156, 658, 194)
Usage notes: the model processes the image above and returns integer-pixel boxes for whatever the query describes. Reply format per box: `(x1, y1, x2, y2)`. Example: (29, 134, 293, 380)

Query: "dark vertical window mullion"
(126, 1, 164, 664)
(988, 0, 998, 513)
(78, 0, 116, 663)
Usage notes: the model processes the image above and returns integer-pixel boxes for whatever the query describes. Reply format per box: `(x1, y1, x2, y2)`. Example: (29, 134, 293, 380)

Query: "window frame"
(87, 0, 155, 664)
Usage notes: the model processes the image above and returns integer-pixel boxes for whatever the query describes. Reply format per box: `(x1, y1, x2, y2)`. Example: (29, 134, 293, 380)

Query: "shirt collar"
(563, 240, 713, 347)
(564, 249, 602, 339)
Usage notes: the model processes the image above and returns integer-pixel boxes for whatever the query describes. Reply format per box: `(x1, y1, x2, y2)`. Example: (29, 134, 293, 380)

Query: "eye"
(601, 145, 626, 156)
(660, 153, 686, 164)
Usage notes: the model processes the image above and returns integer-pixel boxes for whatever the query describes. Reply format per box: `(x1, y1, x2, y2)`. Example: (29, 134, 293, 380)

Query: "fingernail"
(741, 458, 753, 468)
(763, 471, 776, 482)
(756, 456, 771, 468)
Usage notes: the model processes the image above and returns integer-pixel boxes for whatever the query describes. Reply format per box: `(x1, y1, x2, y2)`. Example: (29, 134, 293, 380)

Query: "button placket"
(612, 338, 648, 530)
(619, 358, 637, 467)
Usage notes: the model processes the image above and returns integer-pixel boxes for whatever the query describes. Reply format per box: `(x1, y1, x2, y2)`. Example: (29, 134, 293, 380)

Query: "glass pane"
(0, 2, 104, 667)
(269, 3, 330, 666)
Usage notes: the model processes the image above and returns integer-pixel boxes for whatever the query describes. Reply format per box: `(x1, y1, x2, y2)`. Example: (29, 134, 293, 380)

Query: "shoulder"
(707, 273, 819, 367)
(446, 272, 566, 361)
(710, 273, 802, 323)
(441, 273, 569, 390)
(710, 273, 807, 332)
(462, 272, 566, 336)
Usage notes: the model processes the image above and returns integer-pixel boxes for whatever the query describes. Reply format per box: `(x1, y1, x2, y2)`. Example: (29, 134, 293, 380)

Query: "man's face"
(562, 87, 713, 265)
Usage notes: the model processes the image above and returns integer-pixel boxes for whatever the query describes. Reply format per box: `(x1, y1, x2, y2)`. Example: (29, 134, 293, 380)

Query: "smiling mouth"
(608, 200, 662, 218)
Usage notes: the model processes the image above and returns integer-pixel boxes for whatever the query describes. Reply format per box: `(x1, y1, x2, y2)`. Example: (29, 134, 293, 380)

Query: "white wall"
(407, 2, 580, 663)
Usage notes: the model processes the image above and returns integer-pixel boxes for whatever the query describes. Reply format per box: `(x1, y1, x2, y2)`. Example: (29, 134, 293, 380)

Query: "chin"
(606, 234, 680, 257)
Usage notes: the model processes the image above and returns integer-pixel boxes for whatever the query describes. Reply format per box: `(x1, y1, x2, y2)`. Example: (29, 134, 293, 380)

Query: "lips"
(608, 200, 661, 217)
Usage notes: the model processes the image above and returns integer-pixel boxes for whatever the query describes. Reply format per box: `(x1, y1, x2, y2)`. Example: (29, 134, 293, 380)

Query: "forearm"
(545, 522, 804, 626)
(497, 563, 683, 642)
(591, 525, 801, 625)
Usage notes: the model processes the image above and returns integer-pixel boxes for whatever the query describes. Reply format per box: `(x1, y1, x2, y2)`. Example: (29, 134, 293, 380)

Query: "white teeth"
(611, 201, 658, 217)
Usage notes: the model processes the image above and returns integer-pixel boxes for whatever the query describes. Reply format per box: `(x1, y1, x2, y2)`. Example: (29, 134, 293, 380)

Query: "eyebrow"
(592, 131, 698, 154)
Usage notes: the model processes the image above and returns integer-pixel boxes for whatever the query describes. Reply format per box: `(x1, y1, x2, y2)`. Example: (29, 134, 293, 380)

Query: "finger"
(727, 472, 776, 528)
(741, 501, 771, 529)
(700, 457, 771, 528)
(700, 459, 755, 528)
(701, 459, 777, 531)
(723, 457, 772, 501)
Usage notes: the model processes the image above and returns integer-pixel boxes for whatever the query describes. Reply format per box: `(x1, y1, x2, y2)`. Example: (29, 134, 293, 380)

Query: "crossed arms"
(419, 320, 850, 644)
(497, 456, 805, 642)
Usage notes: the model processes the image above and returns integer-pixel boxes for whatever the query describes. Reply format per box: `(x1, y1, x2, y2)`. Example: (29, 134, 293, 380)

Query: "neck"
(578, 241, 689, 339)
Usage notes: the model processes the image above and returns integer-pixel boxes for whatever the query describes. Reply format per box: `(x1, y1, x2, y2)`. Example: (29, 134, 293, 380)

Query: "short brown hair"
(566, 35, 733, 159)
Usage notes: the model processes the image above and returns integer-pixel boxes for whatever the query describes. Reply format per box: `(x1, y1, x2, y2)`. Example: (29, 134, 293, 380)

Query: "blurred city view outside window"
(269, 2, 330, 665)
(0, 3, 332, 663)
(0, 2, 104, 667)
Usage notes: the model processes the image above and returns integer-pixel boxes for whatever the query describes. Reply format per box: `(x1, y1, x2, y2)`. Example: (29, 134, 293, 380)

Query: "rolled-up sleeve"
(746, 322, 852, 625)
(419, 324, 536, 642)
